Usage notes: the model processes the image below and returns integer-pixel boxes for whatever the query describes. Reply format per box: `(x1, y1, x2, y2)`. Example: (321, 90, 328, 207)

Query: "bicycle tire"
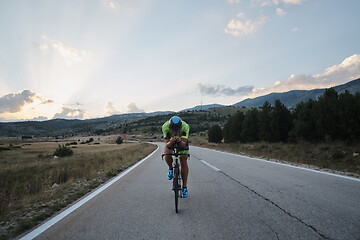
(173, 167, 179, 213)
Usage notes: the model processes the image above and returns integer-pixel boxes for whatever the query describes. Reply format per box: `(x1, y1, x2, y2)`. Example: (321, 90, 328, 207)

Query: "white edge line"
(193, 146, 360, 182)
(20, 144, 159, 240)
(200, 159, 220, 172)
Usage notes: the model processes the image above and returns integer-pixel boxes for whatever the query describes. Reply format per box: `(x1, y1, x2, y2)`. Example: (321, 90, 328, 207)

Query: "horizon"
(1, 1, 359, 121)
(2, 77, 358, 123)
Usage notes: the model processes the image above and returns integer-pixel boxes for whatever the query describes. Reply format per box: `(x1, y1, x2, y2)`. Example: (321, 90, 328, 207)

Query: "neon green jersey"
(162, 120, 190, 139)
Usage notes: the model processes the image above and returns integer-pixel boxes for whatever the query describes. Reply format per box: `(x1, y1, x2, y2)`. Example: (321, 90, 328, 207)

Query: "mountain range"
(234, 78, 360, 108)
(1, 78, 359, 137)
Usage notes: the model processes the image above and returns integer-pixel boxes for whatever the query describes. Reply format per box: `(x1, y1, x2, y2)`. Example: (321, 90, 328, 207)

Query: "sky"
(0, 0, 359, 121)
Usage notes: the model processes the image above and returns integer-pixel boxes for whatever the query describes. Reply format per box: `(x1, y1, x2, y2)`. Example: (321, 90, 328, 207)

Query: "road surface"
(23, 143, 360, 240)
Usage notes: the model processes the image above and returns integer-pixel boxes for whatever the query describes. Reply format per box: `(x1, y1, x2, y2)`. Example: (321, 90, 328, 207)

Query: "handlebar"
(161, 140, 190, 160)
(161, 153, 190, 160)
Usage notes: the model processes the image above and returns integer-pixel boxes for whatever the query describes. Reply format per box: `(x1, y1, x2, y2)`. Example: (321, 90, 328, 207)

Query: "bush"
(208, 124, 223, 143)
(116, 136, 123, 144)
(65, 142, 77, 146)
(53, 144, 74, 157)
(81, 138, 95, 144)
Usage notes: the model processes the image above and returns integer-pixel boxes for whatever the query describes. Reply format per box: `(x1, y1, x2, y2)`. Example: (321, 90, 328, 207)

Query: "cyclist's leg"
(164, 145, 173, 169)
(180, 154, 189, 188)
(164, 145, 174, 180)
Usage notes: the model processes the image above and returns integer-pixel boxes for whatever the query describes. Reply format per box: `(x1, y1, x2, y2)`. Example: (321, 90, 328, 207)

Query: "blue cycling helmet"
(169, 116, 182, 131)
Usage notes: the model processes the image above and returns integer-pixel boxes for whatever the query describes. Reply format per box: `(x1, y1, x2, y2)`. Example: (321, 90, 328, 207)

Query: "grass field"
(0, 139, 156, 239)
(190, 136, 360, 177)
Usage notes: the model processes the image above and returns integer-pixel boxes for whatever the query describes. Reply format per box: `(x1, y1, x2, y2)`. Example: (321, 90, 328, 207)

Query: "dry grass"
(191, 136, 360, 176)
(0, 140, 156, 239)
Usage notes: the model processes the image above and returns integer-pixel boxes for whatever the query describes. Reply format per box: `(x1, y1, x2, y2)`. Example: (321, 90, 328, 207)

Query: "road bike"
(162, 142, 189, 213)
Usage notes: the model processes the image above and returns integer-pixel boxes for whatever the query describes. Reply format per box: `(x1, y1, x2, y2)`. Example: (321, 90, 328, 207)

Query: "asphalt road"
(26, 143, 360, 240)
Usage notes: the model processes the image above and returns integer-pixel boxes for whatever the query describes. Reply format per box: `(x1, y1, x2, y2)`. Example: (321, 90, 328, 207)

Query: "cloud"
(127, 103, 144, 113)
(315, 54, 360, 81)
(101, 0, 116, 9)
(253, 54, 360, 96)
(32, 42, 49, 51)
(105, 102, 121, 115)
(0, 90, 36, 113)
(252, 0, 301, 6)
(198, 84, 254, 96)
(53, 107, 86, 119)
(279, 0, 301, 4)
(41, 99, 54, 104)
(197, 54, 360, 100)
(34, 35, 90, 66)
(228, 0, 241, 3)
(292, 27, 299, 32)
(276, 8, 286, 16)
(225, 13, 268, 37)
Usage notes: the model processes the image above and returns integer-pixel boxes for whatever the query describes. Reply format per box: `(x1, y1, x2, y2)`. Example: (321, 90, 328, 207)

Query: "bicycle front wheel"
(173, 168, 179, 213)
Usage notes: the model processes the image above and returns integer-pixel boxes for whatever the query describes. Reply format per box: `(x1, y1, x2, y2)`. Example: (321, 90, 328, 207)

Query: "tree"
(208, 124, 223, 143)
(338, 90, 358, 141)
(223, 111, 245, 142)
(258, 101, 272, 141)
(291, 100, 318, 141)
(315, 88, 340, 141)
(353, 92, 360, 141)
(53, 144, 73, 157)
(116, 136, 123, 144)
(241, 109, 259, 142)
(223, 121, 232, 142)
(270, 100, 292, 142)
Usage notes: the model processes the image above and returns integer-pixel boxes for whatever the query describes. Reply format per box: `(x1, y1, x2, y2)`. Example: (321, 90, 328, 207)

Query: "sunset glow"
(1, 1, 359, 121)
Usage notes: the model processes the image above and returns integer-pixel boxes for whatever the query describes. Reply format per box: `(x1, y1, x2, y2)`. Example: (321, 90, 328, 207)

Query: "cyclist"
(162, 116, 190, 198)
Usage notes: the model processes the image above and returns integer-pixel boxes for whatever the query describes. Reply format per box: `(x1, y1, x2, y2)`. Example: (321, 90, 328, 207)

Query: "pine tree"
(338, 90, 358, 141)
(315, 88, 340, 141)
(291, 99, 318, 141)
(270, 100, 292, 142)
(227, 111, 245, 142)
(241, 109, 259, 142)
(258, 101, 272, 141)
(208, 124, 223, 143)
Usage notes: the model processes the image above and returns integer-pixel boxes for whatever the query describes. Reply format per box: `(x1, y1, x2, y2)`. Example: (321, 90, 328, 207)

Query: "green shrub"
(65, 142, 78, 146)
(331, 149, 346, 160)
(116, 136, 123, 144)
(53, 144, 74, 157)
(208, 124, 223, 143)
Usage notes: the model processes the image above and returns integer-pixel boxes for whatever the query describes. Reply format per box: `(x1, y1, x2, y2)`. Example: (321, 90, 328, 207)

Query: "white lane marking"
(20, 145, 159, 240)
(200, 160, 220, 172)
(193, 146, 360, 183)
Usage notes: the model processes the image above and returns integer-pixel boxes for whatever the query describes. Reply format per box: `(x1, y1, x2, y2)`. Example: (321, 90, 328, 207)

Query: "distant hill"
(1, 79, 359, 137)
(86, 111, 175, 123)
(0, 111, 174, 137)
(234, 78, 360, 108)
(180, 104, 225, 112)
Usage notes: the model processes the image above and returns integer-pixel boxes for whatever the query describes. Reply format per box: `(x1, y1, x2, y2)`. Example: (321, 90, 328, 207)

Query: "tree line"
(208, 89, 360, 143)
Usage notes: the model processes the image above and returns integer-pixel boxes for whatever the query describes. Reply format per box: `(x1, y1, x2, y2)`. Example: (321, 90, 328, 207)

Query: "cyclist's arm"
(165, 137, 175, 148)
(165, 137, 187, 148)
(178, 123, 189, 148)
(178, 137, 188, 149)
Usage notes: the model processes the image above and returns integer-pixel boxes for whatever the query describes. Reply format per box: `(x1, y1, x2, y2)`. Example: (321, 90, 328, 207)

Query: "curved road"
(23, 143, 360, 240)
